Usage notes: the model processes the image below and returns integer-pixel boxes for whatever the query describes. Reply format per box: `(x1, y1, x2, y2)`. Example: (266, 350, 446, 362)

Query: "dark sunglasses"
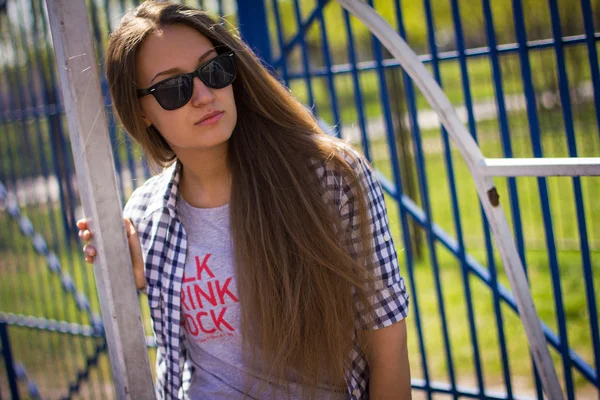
(137, 51, 236, 111)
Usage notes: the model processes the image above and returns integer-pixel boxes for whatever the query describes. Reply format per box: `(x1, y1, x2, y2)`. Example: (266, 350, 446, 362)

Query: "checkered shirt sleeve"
(337, 149, 410, 330)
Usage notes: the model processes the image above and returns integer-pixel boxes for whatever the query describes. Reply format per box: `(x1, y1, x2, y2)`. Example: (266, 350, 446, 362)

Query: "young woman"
(77, 1, 410, 399)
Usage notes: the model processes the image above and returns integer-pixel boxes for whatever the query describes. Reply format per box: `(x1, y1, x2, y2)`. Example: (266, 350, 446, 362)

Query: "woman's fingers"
(78, 219, 93, 263)
(83, 244, 96, 264)
(83, 244, 96, 257)
(125, 218, 146, 291)
(78, 229, 92, 241)
(79, 218, 146, 291)
(77, 219, 93, 242)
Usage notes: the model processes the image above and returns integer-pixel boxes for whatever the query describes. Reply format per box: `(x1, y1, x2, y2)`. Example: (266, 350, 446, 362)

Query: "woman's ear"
(141, 113, 152, 128)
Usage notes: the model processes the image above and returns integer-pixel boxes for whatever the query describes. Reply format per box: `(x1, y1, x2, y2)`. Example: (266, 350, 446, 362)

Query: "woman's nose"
(190, 76, 215, 107)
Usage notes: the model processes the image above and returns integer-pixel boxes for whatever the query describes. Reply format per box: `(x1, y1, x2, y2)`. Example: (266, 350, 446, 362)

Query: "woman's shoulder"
(123, 163, 177, 221)
(313, 136, 370, 181)
(312, 136, 375, 208)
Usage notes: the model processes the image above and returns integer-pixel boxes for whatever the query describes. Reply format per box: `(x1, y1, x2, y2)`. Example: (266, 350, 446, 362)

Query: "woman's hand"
(76, 218, 147, 292)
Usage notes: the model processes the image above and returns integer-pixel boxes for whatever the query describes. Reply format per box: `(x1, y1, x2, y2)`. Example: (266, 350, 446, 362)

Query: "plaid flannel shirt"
(123, 146, 410, 400)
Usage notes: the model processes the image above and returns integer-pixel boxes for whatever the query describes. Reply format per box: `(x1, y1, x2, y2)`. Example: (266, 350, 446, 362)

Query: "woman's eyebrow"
(149, 48, 217, 84)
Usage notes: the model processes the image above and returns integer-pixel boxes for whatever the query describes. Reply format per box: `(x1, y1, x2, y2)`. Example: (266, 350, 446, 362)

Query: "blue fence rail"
(1, 0, 599, 398)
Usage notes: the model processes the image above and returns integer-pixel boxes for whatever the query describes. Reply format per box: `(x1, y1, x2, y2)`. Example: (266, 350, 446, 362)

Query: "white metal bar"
(482, 157, 600, 176)
(44, 0, 154, 398)
(335, 1, 565, 399)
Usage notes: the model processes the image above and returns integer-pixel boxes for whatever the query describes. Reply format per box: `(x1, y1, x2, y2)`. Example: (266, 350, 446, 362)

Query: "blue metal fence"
(0, 0, 599, 398)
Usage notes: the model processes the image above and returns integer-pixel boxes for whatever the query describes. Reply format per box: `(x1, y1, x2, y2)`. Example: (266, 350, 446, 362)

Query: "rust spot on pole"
(487, 187, 500, 207)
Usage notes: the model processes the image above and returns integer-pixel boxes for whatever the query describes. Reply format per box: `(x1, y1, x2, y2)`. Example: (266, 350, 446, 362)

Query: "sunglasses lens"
(154, 75, 193, 110)
(200, 54, 235, 89)
(147, 53, 235, 110)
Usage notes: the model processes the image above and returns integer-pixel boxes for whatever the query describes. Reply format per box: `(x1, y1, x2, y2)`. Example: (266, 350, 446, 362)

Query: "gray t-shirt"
(177, 195, 347, 400)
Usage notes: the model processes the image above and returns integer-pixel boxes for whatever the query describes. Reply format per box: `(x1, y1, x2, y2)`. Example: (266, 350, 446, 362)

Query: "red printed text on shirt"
(181, 253, 239, 343)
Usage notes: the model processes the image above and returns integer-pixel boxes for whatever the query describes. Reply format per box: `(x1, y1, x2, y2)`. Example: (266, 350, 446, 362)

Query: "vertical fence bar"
(480, 0, 527, 272)
(115, 0, 144, 193)
(103, 0, 138, 205)
(0, 322, 20, 400)
(216, 0, 224, 20)
(316, 3, 341, 133)
(448, 1, 516, 397)
(236, 0, 272, 65)
(341, 9, 370, 160)
(36, 0, 77, 255)
(270, 0, 291, 87)
(391, 1, 432, 396)
(422, 0, 486, 395)
(292, 0, 317, 112)
(580, 0, 600, 141)
(95, 0, 137, 212)
(575, 1, 600, 378)
(90, 0, 125, 201)
(547, 1, 592, 398)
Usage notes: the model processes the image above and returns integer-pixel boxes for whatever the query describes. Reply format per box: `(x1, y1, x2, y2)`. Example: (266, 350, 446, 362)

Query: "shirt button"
(352, 388, 360, 397)
(383, 233, 391, 241)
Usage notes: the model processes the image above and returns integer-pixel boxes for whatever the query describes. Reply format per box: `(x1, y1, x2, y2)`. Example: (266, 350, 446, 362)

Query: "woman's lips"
(195, 111, 224, 126)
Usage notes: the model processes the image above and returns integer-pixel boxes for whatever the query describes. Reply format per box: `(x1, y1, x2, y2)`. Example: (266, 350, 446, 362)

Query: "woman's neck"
(176, 143, 232, 208)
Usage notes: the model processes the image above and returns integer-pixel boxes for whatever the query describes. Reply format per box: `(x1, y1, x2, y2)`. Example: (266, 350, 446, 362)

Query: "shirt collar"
(143, 160, 182, 219)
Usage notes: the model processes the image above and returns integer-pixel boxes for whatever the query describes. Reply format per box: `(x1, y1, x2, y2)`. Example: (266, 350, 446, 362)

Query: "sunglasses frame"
(137, 50, 236, 110)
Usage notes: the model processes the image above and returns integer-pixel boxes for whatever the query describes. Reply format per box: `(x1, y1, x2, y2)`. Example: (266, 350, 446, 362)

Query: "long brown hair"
(106, 1, 377, 396)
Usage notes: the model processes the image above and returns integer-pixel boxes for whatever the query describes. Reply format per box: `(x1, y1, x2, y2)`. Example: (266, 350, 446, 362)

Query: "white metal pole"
(335, 0, 565, 399)
(482, 157, 600, 176)
(44, 0, 155, 398)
